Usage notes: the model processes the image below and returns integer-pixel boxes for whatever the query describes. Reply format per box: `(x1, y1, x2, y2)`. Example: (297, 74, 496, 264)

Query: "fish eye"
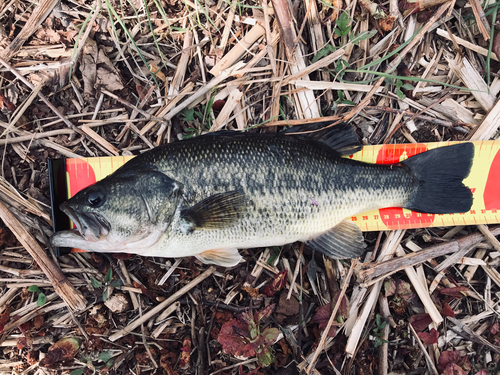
(87, 190, 104, 207)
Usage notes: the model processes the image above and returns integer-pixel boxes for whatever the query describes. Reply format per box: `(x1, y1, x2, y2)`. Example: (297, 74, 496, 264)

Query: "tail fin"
(402, 143, 474, 214)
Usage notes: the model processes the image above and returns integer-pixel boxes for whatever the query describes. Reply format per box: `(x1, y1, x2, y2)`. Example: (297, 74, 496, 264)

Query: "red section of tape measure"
(484, 149, 500, 210)
(66, 159, 97, 197)
(376, 143, 428, 164)
(376, 144, 435, 229)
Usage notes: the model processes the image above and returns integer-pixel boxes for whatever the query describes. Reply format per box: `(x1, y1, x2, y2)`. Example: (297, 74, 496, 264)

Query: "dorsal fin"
(284, 121, 362, 156)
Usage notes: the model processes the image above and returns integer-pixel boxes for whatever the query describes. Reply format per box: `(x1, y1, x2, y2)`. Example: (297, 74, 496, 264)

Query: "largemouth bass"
(51, 124, 474, 266)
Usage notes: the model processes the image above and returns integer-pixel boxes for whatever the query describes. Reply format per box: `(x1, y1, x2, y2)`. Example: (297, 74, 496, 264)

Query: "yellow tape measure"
(64, 141, 500, 232)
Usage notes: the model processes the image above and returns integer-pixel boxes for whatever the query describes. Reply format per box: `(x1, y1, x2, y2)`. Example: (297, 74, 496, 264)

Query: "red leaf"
(180, 336, 191, 369)
(442, 363, 467, 375)
(264, 270, 288, 297)
(493, 31, 500, 59)
(254, 304, 275, 325)
(17, 337, 28, 350)
(212, 100, 226, 111)
(417, 328, 439, 345)
(384, 279, 396, 297)
(408, 313, 432, 332)
(440, 287, 469, 298)
(218, 308, 280, 360)
(491, 322, 500, 335)
(0, 307, 10, 332)
(395, 279, 413, 301)
(0, 94, 16, 112)
(438, 350, 463, 372)
(441, 302, 455, 318)
(311, 303, 340, 337)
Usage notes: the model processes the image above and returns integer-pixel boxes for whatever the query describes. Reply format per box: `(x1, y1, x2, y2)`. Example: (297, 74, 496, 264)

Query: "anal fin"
(195, 248, 242, 267)
(305, 220, 366, 259)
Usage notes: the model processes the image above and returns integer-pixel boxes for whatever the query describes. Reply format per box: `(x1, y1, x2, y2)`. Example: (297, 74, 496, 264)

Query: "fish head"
(51, 168, 182, 252)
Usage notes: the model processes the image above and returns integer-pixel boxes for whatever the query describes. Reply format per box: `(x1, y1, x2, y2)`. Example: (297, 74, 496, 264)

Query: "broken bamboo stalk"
(0, 0, 60, 61)
(357, 226, 500, 286)
(210, 25, 265, 77)
(0, 201, 87, 311)
(448, 57, 496, 112)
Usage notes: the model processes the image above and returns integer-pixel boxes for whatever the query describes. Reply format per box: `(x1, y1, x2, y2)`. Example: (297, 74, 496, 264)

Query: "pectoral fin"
(180, 191, 246, 232)
(305, 220, 366, 259)
(196, 248, 242, 267)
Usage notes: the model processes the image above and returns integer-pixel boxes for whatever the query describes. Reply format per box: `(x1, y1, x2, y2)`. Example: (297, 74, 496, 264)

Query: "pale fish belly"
(140, 183, 410, 258)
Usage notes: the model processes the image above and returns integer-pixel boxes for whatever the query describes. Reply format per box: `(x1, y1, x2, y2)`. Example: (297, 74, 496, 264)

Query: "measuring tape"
(348, 141, 499, 231)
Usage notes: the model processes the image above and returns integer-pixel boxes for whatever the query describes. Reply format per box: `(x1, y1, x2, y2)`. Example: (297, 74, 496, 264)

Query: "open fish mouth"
(59, 202, 110, 242)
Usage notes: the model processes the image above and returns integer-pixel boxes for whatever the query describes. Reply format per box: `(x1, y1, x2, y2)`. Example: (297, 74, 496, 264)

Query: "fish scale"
(120, 134, 414, 256)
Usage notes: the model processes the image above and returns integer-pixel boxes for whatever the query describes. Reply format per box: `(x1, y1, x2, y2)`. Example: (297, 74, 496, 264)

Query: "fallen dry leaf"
(409, 313, 432, 332)
(39, 337, 80, 367)
(264, 270, 288, 297)
(218, 305, 280, 364)
(417, 328, 439, 345)
(80, 39, 124, 102)
(440, 286, 469, 299)
(0, 307, 10, 332)
(180, 336, 191, 369)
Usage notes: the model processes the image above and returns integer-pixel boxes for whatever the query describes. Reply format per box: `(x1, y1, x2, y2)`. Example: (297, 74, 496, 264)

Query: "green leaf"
(396, 89, 406, 100)
(336, 26, 351, 37)
(106, 358, 115, 368)
(37, 293, 46, 307)
(260, 327, 280, 346)
(337, 11, 350, 30)
(341, 100, 356, 105)
(311, 44, 335, 63)
(182, 108, 195, 122)
(105, 268, 113, 284)
(28, 285, 40, 293)
(401, 83, 415, 90)
(110, 279, 123, 288)
(257, 351, 275, 367)
(395, 79, 403, 88)
(374, 338, 389, 347)
(350, 30, 377, 45)
(70, 370, 84, 375)
(99, 350, 113, 363)
(91, 277, 103, 288)
(102, 290, 108, 302)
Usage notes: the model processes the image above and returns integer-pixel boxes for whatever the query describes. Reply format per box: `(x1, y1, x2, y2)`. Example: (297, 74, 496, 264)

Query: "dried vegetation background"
(0, 0, 500, 373)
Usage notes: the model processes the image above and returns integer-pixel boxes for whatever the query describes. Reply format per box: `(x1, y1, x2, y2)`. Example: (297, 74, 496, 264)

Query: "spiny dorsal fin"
(180, 191, 246, 232)
(305, 220, 367, 259)
(285, 121, 362, 156)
